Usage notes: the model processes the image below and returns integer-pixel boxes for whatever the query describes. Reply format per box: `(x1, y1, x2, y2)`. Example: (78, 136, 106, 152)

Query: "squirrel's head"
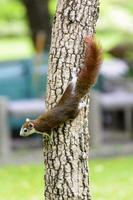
(20, 118, 36, 137)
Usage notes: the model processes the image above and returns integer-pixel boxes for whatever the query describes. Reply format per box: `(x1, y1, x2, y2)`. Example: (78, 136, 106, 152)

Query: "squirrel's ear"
(29, 122, 34, 129)
(26, 118, 30, 122)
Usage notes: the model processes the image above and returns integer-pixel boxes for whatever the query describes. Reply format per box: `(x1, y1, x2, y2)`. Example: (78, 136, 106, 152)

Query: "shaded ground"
(1, 139, 133, 165)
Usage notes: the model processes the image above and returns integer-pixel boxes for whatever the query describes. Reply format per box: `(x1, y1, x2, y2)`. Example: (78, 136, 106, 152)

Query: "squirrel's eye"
(24, 128, 27, 132)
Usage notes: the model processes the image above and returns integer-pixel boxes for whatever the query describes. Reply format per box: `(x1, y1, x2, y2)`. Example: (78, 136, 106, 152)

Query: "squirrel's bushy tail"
(75, 36, 102, 99)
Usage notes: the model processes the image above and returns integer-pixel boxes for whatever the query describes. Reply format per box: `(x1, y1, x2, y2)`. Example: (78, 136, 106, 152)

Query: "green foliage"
(0, 36, 33, 61)
(0, 0, 28, 37)
(0, 156, 133, 200)
(97, 0, 133, 50)
(49, 0, 57, 15)
(0, 0, 132, 60)
(0, 0, 26, 21)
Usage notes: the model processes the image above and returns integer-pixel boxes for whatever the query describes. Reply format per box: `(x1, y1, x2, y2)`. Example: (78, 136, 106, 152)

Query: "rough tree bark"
(44, 0, 99, 199)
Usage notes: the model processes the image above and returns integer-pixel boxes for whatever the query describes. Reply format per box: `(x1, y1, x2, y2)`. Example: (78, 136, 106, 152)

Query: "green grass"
(90, 156, 133, 200)
(0, 156, 133, 200)
(0, 165, 44, 200)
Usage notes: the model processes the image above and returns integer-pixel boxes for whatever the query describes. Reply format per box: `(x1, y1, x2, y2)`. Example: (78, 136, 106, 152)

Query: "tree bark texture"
(22, 0, 51, 49)
(44, 0, 99, 199)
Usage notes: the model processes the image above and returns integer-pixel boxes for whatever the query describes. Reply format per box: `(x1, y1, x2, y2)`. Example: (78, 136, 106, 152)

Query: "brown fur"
(21, 36, 102, 134)
(76, 36, 102, 99)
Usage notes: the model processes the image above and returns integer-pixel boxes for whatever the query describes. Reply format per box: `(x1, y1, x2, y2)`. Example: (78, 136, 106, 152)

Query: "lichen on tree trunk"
(44, 0, 99, 199)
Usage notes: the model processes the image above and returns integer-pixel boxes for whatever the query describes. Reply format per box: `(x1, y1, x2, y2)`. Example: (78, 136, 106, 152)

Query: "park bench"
(90, 90, 133, 146)
(0, 58, 48, 157)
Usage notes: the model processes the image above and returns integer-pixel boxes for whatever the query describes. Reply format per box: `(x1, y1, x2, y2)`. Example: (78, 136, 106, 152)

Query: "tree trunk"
(44, 0, 99, 199)
(22, 0, 51, 49)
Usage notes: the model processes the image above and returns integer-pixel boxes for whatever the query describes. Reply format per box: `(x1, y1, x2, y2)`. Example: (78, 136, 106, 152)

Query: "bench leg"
(125, 107, 132, 139)
(90, 91, 103, 147)
(0, 97, 11, 158)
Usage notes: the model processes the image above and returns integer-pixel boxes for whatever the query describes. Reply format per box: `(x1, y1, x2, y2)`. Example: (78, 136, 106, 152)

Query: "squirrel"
(20, 36, 102, 137)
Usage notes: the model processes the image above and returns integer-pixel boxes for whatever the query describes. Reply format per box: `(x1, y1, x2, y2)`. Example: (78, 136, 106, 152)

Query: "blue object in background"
(0, 53, 48, 132)
(0, 59, 33, 99)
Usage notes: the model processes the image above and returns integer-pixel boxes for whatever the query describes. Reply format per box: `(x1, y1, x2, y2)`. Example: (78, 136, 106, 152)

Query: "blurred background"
(0, 0, 133, 200)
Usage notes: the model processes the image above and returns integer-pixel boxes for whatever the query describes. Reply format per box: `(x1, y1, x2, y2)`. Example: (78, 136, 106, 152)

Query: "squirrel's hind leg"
(78, 101, 87, 109)
(70, 68, 78, 93)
